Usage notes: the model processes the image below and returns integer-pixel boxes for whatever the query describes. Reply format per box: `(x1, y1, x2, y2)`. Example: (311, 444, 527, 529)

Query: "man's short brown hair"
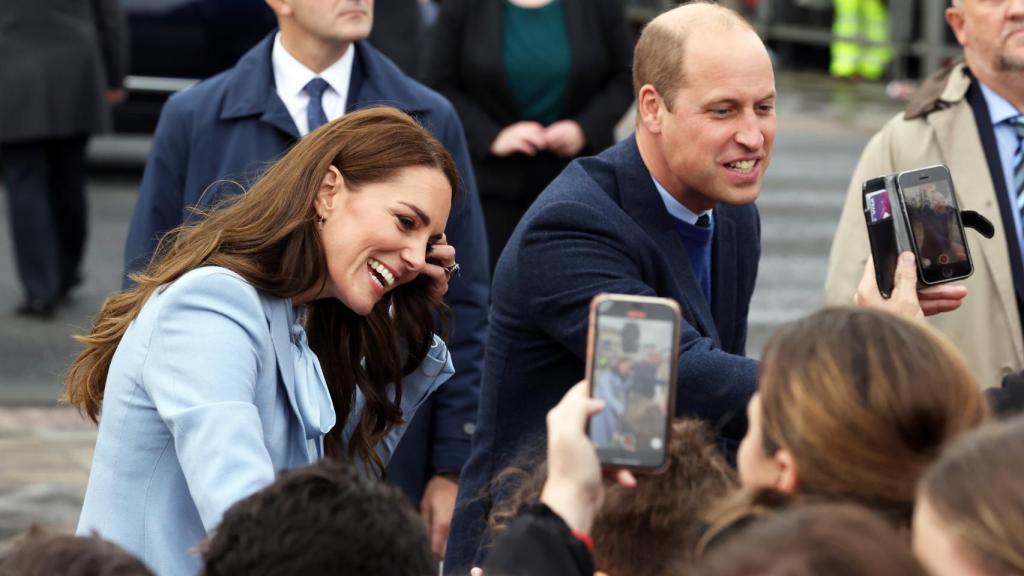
(632, 1, 758, 110)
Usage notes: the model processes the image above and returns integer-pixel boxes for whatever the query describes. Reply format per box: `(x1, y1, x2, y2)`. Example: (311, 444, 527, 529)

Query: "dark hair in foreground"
(697, 487, 829, 557)
(201, 459, 433, 576)
(756, 307, 988, 526)
(0, 526, 153, 576)
(693, 505, 927, 576)
(591, 419, 738, 575)
(919, 416, 1024, 574)
(487, 420, 737, 576)
(64, 107, 459, 473)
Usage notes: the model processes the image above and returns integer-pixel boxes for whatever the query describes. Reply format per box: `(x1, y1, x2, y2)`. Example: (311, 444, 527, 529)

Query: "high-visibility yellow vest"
(831, 0, 892, 80)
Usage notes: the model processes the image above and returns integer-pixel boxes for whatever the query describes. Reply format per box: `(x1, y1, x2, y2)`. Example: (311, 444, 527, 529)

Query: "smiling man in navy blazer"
(445, 2, 776, 571)
(121, 0, 488, 557)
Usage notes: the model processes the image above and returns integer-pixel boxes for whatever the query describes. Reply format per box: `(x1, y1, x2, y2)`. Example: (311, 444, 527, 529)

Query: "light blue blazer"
(76, 267, 454, 575)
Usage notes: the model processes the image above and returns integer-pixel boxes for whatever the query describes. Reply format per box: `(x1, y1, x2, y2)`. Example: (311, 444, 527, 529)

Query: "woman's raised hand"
(424, 234, 457, 299)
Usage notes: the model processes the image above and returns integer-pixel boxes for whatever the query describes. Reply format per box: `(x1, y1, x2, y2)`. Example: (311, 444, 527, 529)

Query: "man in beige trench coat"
(825, 0, 1024, 389)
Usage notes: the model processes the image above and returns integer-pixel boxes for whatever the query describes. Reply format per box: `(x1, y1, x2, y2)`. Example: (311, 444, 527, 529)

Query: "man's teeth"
(727, 160, 756, 173)
(368, 258, 395, 287)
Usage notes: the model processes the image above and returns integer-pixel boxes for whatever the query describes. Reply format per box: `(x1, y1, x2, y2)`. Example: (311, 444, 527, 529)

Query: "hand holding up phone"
(541, 382, 636, 534)
(856, 252, 968, 319)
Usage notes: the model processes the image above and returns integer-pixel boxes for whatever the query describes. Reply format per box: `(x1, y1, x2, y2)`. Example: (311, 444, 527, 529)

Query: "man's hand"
(490, 121, 548, 157)
(855, 252, 967, 319)
(544, 120, 586, 158)
(420, 474, 458, 557)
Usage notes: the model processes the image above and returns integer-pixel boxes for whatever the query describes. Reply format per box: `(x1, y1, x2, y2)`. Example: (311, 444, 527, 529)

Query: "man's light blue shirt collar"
(977, 79, 1024, 257)
(651, 177, 713, 226)
(979, 81, 1019, 126)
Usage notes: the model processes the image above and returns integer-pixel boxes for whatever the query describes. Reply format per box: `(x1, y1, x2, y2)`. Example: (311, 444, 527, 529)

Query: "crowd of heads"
(475, 307, 1021, 576)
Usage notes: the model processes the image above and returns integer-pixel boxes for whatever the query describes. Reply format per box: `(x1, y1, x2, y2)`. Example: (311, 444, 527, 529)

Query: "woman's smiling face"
(316, 164, 452, 315)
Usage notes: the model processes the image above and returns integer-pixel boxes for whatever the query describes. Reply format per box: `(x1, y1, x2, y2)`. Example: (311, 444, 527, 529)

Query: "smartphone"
(895, 165, 973, 284)
(862, 176, 898, 298)
(585, 294, 681, 472)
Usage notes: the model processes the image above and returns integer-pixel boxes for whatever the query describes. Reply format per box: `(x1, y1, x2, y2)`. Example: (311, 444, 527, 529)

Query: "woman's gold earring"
(317, 214, 326, 229)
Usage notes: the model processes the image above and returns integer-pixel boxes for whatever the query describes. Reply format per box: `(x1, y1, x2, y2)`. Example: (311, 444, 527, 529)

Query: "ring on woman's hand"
(443, 262, 460, 276)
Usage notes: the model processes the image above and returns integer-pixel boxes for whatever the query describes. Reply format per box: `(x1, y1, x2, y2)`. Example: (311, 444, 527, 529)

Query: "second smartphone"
(896, 165, 973, 284)
(585, 294, 681, 472)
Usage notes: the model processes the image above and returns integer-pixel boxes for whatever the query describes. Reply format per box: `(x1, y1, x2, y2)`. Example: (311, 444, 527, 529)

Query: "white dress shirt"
(271, 32, 355, 136)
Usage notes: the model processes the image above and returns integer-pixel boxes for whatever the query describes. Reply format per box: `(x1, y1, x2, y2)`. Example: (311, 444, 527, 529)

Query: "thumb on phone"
(888, 252, 925, 319)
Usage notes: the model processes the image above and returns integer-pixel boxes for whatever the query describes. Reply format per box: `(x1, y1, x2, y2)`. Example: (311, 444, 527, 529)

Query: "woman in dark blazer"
(425, 0, 634, 268)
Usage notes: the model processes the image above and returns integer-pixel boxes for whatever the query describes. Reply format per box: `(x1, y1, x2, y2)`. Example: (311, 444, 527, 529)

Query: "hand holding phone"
(585, 294, 681, 472)
(863, 165, 975, 297)
(540, 382, 636, 533)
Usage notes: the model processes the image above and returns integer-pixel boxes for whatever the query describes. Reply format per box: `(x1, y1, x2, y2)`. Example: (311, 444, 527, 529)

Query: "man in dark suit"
(445, 3, 776, 571)
(122, 0, 489, 556)
(0, 0, 127, 318)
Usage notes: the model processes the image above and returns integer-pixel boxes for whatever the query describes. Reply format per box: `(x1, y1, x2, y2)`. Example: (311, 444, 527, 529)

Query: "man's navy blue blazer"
(122, 33, 490, 502)
(445, 136, 760, 573)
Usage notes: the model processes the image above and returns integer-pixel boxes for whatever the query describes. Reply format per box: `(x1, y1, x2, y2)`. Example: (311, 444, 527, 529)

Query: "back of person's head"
(632, 0, 758, 107)
(749, 307, 988, 526)
(693, 504, 928, 576)
(0, 526, 153, 576)
(591, 419, 738, 575)
(486, 420, 738, 576)
(696, 487, 831, 557)
(915, 416, 1024, 575)
(201, 459, 433, 576)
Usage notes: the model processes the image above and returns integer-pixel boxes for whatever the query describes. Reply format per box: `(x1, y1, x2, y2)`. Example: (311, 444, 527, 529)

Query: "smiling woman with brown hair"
(67, 107, 460, 576)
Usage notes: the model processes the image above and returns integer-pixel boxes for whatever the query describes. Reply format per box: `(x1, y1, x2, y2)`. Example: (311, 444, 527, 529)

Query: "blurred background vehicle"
(114, 0, 275, 134)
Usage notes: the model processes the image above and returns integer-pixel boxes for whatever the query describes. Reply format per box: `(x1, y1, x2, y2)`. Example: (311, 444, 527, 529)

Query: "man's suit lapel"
(963, 80, 1024, 353)
(219, 32, 300, 140)
(348, 42, 428, 116)
(616, 139, 720, 344)
(711, 210, 737, 349)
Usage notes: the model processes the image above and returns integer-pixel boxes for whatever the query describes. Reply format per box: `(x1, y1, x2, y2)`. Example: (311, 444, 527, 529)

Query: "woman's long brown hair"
(64, 107, 459, 475)
(756, 307, 988, 527)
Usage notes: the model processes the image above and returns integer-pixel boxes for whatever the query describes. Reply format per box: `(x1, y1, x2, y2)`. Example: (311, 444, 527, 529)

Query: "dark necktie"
(695, 213, 711, 228)
(304, 77, 330, 134)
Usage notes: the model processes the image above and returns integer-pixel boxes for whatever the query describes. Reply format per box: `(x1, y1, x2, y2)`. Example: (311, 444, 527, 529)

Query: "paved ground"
(0, 70, 907, 541)
(0, 407, 94, 542)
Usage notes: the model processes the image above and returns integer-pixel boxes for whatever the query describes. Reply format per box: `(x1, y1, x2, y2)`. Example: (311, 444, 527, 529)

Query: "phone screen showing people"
(588, 297, 679, 470)
(899, 169, 971, 283)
